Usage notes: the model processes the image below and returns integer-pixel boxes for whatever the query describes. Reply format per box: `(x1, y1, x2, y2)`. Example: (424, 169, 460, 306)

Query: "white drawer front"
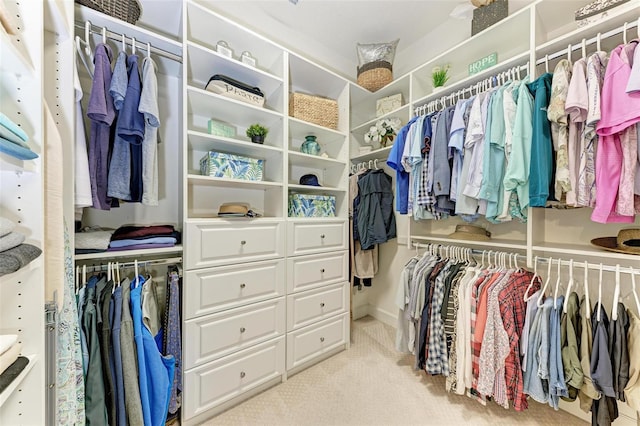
(184, 337, 285, 420)
(186, 220, 284, 269)
(286, 314, 348, 370)
(287, 221, 347, 256)
(287, 282, 348, 330)
(185, 298, 285, 369)
(185, 259, 285, 319)
(287, 251, 348, 293)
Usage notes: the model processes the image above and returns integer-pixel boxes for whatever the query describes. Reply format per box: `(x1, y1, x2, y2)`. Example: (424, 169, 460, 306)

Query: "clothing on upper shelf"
(75, 225, 180, 255)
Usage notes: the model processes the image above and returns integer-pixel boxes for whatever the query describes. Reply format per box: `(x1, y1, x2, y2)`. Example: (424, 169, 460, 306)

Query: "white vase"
(432, 86, 444, 93)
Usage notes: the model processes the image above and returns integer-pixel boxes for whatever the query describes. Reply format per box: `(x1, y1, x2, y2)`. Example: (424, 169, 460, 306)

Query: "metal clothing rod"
(80, 256, 183, 272)
(74, 22, 183, 63)
(536, 18, 639, 65)
(413, 63, 529, 116)
(411, 241, 638, 275)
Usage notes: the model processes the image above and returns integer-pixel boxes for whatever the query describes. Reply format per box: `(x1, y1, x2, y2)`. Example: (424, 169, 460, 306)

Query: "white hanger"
(537, 257, 553, 308)
(582, 38, 587, 59)
(84, 21, 92, 56)
(631, 267, 640, 316)
(107, 261, 112, 282)
(147, 42, 151, 58)
(101, 27, 107, 44)
(553, 259, 562, 307)
(612, 264, 621, 321)
(132, 37, 136, 55)
(134, 259, 139, 288)
(75, 266, 80, 295)
(597, 263, 603, 322)
(637, 17, 640, 38)
(563, 259, 574, 313)
(514, 253, 520, 270)
(583, 261, 590, 317)
(82, 264, 87, 285)
(567, 44, 572, 63)
(623, 22, 628, 45)
(524, 256, 539, 301)
(597, 32, 602, 52)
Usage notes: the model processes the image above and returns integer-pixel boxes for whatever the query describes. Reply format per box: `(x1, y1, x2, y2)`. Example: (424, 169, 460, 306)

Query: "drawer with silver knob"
(184, 259, 285, 319)
(186, 219, 284, 269)
(286, 282, 347, 330)
(287, 220, 347, 256)
(185, 297, 285, 368)
(184, 337, 285, 420)
(286, 314, 348, 371)
(286, 251, 348, 293)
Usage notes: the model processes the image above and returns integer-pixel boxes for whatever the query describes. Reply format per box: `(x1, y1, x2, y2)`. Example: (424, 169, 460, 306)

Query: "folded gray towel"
(0, 244, 42, 276)
(74, 230, 114, 250)
(0, 232, 25, 252)
(0, 217, 15, 238)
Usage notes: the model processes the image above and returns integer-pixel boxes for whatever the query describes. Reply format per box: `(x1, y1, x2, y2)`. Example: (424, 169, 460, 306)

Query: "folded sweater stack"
(0, 217, 42, 277)
(0, 113, 38, 161)
(0, 334, 29, 394)
(75, 225, 180, 254)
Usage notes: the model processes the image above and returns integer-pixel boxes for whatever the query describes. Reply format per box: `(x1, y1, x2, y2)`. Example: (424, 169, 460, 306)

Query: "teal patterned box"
(288, 193, 336, 217)
(200, 151, 264, 181)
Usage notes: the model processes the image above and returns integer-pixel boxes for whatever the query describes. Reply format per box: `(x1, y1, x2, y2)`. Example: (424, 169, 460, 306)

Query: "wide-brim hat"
(218, 202, 249, 216)
(447, 224, 491, 241)
(591, 228, 640, 255)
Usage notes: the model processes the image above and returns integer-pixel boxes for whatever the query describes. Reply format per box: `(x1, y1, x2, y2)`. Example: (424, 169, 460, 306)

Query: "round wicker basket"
(357, 60, 393, 92)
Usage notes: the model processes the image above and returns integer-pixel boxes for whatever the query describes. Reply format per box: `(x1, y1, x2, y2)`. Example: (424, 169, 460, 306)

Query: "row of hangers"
(538, 17, 640, 73)
(413, 242, 640, 319)
(351, 158, 382, 173)
(414, 63, 529, 116)
(75, 20, 155, 78)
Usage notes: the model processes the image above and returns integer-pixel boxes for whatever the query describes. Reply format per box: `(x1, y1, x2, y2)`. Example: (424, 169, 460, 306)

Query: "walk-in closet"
(1, 0, 640, 425)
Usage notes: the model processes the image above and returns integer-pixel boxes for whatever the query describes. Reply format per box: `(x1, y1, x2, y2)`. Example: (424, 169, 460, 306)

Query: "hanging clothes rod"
(79, 256, 183, 272)
(413, 62, 529, 116)
(73, 22, 183, 63)
(411, 241, 638, 275)
(536, 17, 639, 65)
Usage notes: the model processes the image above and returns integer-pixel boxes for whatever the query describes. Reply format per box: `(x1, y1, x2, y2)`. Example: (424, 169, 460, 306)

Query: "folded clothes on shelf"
(107, 243, 177, 251)
(0, 218, 16, 238)
(110, 225, 176, 241)
(0, 356, 29, 394)
(109, 236, 177, 249)
(0, 244, 42, 276)
(0, 232, 25, 252)
(0, 137, 38, 160)
(74, 230, 114, 251)
(0, 113, 28, 146)
(0, 341, 21, 376)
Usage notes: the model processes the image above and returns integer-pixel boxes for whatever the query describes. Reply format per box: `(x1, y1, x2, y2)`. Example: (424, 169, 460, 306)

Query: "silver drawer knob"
(320, 302, 325, 308)
(320, 268, 325, 273)
(240, 371, 246, 378)
(320, 234, 325, 239)
(320, 337, 325, 342)
(240, 327, 246, 333)
(240, 283, 246, 289)
(240, 240, 246, 245)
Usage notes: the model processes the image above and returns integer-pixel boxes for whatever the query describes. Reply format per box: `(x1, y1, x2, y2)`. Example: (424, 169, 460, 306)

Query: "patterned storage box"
(199, 152, 264, 181)
(288, 193, 336, 217)
(208, 119, 236, 138)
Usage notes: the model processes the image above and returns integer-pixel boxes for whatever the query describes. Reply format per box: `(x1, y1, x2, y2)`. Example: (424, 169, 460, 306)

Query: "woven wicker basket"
(289, 93, 338, 130)
(357, 60, 393, 92)
(75, 0, 142, 24)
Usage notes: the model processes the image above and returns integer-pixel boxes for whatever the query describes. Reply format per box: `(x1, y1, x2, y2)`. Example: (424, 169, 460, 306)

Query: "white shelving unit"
(0, 1, 45, 423)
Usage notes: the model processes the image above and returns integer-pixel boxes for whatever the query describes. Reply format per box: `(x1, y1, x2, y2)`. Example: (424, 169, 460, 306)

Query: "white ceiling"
(200, 0, 489, 81)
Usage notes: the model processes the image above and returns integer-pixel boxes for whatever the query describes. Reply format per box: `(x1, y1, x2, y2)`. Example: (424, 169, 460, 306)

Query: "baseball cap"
(299, 174, 321, 186)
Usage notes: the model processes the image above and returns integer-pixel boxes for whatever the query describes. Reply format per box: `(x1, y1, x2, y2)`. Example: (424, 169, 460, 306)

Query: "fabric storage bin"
(288, 193, 336, 217)
(208, 119, 236, 138)
(289, 93, 338, 130)
(200, 152, 264, 181)
(472, 0, 508, 35)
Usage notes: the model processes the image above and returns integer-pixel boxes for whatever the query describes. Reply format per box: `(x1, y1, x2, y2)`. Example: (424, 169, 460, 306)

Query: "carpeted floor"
(205, 316, 586, 425)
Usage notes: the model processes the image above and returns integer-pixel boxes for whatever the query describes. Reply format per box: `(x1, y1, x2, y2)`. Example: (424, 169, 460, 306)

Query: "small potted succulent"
(431, 64, 451, 92)
(246, 123, 268, 144)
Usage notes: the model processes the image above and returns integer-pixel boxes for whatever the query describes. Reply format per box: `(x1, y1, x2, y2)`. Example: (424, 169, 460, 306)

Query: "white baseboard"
(353, 304, 369, 320)
(367, 305, 397, 327)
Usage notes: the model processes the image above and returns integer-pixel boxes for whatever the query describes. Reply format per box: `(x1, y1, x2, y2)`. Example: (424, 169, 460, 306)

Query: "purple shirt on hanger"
(87, 43, 116, 210)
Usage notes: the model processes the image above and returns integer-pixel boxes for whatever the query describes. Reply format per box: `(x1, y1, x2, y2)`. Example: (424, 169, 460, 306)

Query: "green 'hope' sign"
(468, 52, 498, 75)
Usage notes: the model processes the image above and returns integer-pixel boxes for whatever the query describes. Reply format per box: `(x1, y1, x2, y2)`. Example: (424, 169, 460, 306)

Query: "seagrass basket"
(357, 60, 393, 92)
(289, 92, 338, 130)
(75, 0, 142, 24)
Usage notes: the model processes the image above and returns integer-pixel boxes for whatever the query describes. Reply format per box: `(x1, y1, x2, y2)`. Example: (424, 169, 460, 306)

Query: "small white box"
(216, 41, 233, 58)
(376, 93, 403, 117)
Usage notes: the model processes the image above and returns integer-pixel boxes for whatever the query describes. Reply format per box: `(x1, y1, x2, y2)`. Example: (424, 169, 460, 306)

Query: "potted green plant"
(431, 65, 451, 92)
(246, 123, 268, 144)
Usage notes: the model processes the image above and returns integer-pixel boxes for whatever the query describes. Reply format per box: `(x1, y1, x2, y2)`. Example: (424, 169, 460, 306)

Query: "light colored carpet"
(204, 316, 586, 426)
